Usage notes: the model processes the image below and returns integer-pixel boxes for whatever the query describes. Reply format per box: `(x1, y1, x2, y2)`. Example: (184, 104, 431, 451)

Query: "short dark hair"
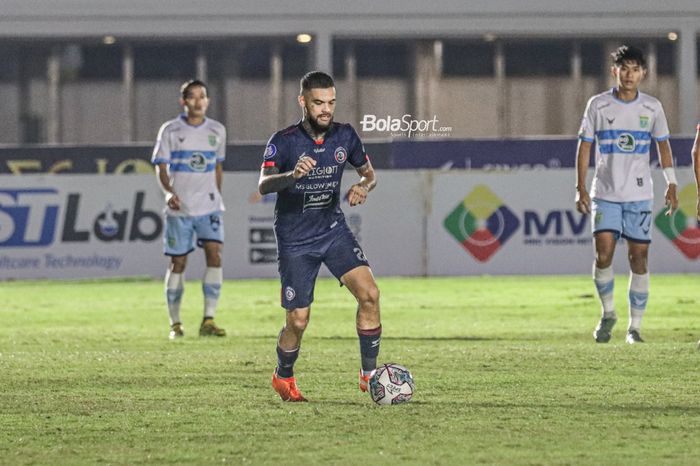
(611, 45, 647, 68)
(300, 71, 335, 95)
(180, 79, 208, 99)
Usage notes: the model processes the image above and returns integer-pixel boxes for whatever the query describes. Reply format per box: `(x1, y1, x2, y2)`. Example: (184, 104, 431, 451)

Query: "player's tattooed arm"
(258, 156, 317, 194)
(347, 159, 377, 206)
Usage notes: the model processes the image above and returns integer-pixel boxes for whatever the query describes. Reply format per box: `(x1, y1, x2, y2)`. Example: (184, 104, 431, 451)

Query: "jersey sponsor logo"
(208, 135, 218, 147)
(284, 286, 296, 301)
(616, 133, 636, 152)
(263, 144, 277, 160)
(308, 165, 338, 177)
(606, 117, 615, 125)
(303, 190, 334, 211)
(639, 116, 649, 129)
(313, 147, 326, 153)
(188, 152, 208, 172)
(334, 146, 347, 164)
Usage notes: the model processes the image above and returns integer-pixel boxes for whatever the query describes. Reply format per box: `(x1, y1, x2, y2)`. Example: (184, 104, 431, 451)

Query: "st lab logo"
(0, 189, 161, 247)
(443, 185, 587, 262)
(654, 184, 700, 259)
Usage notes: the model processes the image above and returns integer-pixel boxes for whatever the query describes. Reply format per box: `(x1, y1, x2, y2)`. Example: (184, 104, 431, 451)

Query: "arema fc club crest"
(284, 286, 296, 301)
(334, 146, 347, 163)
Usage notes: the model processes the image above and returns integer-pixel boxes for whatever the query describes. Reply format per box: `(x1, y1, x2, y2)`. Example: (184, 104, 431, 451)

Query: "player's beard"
(306, 110, 333, 135)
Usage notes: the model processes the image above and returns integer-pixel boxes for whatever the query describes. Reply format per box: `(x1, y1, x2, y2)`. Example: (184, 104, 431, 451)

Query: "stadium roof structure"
(1, 0, 699, 133)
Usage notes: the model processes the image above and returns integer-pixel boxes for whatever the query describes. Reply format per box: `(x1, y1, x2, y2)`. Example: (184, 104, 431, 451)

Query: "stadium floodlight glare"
(296, 33, 313, 44)
(102, 35, 117, 45)
(667, 32, 678, 41)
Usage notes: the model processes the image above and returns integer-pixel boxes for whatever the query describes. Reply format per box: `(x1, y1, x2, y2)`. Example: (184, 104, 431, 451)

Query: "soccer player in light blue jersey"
(152, 80, 227, 339)
(575, 45, 678, 344)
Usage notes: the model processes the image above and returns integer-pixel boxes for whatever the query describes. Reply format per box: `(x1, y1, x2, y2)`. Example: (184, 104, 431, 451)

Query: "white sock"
(628, 272, 649, 331)
(593, 263, 616, 318)
(203, 267, 222, 319)
(165, 270, 184, 326)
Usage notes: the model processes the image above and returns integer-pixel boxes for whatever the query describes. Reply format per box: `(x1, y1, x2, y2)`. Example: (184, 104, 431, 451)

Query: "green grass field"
(1, 275, 700, 465)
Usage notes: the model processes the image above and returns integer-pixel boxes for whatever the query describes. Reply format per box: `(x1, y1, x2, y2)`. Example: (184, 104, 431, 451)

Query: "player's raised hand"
(166, 192, 181, 210)
(575, 188, 591, 214)
(293, 156, 316, 179)
(664, 184, 678, 216)
(347, 183, 369, 206)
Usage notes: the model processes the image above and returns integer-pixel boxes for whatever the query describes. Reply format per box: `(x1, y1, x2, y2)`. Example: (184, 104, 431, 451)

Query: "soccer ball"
(368, 363, 415, 405)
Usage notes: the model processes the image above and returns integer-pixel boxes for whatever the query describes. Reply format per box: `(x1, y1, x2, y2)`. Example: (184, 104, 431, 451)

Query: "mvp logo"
(443, 185, 519, 262)
(654, 184, 700, 259)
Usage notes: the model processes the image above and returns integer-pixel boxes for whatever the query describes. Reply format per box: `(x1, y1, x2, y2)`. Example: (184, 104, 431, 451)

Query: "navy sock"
(276, 345, 299, 378)
(357, 325, 382, 373)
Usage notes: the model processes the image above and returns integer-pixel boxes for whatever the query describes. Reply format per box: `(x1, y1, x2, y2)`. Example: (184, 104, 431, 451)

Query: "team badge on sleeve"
(264, 144, 277, 159)
(334, 146, 347, 163)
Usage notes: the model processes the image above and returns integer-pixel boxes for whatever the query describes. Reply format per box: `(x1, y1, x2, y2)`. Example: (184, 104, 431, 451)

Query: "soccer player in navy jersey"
(258, 71, 381, 402)
(152, 80, 227, 340)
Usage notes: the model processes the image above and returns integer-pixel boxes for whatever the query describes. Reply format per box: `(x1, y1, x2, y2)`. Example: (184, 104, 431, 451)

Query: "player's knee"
(628, 253, 648, 273)
(595, 251, 613, 268)
(287, 310, 310, 333)
(357, 284, 380, 308)
(170, 256, 187, 273)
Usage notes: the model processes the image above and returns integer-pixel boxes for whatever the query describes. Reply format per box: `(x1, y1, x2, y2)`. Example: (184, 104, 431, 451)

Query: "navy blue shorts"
(278, 226, 369, 310)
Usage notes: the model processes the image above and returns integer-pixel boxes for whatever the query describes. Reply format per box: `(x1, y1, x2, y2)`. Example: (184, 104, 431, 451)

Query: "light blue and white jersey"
(578, 89, 669, 202)
(152, 115, 226, 216)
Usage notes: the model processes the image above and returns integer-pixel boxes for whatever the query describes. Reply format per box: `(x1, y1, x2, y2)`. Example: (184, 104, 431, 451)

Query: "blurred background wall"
(0, 0, 698, 145)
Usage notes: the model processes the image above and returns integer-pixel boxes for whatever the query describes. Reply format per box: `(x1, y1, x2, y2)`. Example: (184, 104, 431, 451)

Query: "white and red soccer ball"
(368, 363, 415, 405)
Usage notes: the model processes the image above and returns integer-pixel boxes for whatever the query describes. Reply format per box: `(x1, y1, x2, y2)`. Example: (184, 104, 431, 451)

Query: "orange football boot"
(359, 370, 376, 392)
(272, 372, 308, 402)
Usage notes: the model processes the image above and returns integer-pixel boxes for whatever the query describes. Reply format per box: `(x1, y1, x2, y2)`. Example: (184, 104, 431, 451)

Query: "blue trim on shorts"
(165, 247, 195, 257)
(622, 234, 651, 244)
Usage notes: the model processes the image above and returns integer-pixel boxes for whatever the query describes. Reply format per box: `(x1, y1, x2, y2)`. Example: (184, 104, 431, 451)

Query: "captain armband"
(663, 167, 678, 186)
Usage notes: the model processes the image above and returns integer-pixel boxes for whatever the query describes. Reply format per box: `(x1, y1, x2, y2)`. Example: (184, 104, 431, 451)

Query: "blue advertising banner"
(390, 137, 695, 169)
(0, 138, 693, 174)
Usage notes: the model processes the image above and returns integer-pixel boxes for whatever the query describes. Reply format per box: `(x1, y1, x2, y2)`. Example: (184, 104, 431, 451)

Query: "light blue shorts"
(164, 211, 224, 256)
(591, 199, 653, 243)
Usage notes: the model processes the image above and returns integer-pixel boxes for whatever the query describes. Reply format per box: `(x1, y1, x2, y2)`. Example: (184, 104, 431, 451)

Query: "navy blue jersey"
(262, 121, 368, 247)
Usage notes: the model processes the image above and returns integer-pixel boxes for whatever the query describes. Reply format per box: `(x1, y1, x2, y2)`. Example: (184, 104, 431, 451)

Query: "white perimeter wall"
(0, 169, 698, 280)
